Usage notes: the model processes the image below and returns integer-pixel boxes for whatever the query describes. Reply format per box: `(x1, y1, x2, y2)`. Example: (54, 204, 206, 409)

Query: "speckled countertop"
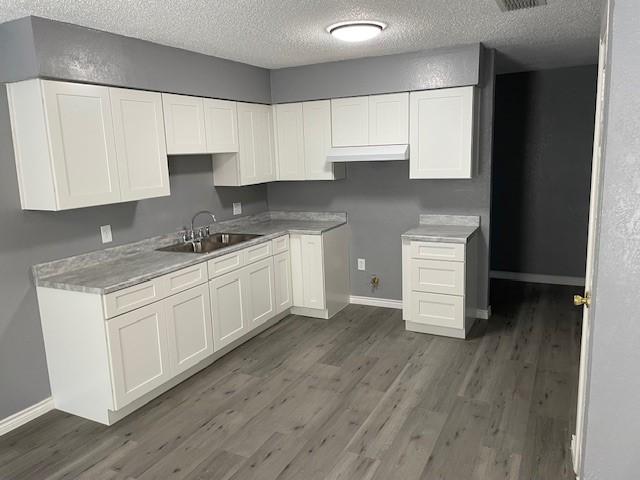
(34, 211, 346, 294)
(401, 214, 480, 244)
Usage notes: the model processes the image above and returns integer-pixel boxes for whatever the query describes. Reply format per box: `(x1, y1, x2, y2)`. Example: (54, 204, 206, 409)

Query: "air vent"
(495, 0, 547, 12)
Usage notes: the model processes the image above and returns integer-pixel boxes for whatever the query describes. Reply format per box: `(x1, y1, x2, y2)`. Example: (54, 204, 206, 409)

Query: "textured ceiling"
(0, 0, 601, 71)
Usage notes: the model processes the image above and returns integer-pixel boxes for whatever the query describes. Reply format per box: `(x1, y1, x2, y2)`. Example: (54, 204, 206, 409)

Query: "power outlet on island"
(357, 258, 366, 271)
(233, 202, 242, 215)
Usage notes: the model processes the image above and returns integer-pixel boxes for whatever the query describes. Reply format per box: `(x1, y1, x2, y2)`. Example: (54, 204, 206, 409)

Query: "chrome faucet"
(178, 210, 217, 244)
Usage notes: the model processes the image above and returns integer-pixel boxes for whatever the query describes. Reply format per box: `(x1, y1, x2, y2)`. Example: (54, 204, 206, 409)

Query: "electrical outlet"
(100, 225, 113, 244)
(233, 202, 242, 215)
(357, 258, 366, 271)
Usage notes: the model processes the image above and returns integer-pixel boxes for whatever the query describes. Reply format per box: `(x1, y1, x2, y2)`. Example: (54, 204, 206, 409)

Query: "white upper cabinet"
(369, 92, 409, 145)
(409, 86, 477, 179)
(162, 93, 207, 154)
(274, 103, 305, 180)
(303, 100, 344, 180)
(331, 96, 369, 147)
(204, 99, 239, 153)
(237, 102, 276, 185)
(110, 88, 170, 201)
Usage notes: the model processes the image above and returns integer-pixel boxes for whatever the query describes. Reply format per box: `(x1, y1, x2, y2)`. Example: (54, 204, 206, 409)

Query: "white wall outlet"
(233, 202, 242, 215)
(357, 258, 366, 271)
(100, 225, 113, 244)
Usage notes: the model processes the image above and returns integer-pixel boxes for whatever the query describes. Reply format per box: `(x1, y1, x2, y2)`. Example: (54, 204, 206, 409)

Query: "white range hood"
(327, 144, 409, 162)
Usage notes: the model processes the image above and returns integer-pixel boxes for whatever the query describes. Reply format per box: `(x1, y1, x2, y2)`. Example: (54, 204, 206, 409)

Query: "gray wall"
(268, 48, 495, 309)
(0, 87, 268, 420)
(582, 0, 640, 476)
(491, 66, 597, 278)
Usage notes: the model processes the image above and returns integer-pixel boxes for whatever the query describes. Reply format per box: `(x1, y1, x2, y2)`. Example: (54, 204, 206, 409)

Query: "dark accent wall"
(490, 66, 597, 278)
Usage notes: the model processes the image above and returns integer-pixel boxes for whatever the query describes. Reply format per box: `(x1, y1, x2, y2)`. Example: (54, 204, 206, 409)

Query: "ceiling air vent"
(495, 0, 547, 12)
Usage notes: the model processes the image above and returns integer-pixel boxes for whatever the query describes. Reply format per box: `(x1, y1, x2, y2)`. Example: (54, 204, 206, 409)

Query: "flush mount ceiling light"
(327, 20, 387, 42)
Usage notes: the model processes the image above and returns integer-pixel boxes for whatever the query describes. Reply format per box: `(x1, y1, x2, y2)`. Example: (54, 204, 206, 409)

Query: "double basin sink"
(157, 232, 262, 254)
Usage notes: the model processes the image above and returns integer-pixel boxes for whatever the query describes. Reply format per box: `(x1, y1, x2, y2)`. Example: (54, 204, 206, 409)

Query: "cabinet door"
(369, 92, 409, 145)
(291, 234, 326, 309)
(274, 251, 293, 314)
(204, 99, 239, 153)
(162, 93, 207, 154)
(331, 96, 369, 147)
(246, 258, 276, 329)
(237, 103, 276, 184)
(303, 100, 335, 180)
(106, 303, 171, 409)
(209, 269, 248, 350)
(275, 103, 305, 180)
(110, 88, 170, 201)
(409, 87, 476, 179)
(165, 284, 213, 375)
(42, 80, 121, 209)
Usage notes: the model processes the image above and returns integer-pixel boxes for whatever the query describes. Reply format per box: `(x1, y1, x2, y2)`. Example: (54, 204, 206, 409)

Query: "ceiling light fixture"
(327, 20, 386, 42)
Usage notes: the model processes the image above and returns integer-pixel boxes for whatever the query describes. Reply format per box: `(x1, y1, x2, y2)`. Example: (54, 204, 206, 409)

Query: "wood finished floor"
(0, 280, 581, 480)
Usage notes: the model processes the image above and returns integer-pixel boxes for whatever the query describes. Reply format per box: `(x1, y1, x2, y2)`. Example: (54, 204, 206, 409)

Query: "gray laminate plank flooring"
(0, 280, 581, 480)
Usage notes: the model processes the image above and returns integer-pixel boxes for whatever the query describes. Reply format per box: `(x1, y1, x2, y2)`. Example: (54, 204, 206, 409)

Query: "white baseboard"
(349, 295, 403, 309)
(473, 307, 492, 320)
(490, 270, 585, 287)
(0, 397, 54, 437)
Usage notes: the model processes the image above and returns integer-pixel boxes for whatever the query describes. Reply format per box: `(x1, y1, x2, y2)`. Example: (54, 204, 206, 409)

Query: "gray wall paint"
(491, 66, 597, 278)
(270, 44, 480, 103)
(583, 0, 640, 477)
(268, 48, 495, 309)
(0, 17, 272, 103)
(0, 87, 268, 419)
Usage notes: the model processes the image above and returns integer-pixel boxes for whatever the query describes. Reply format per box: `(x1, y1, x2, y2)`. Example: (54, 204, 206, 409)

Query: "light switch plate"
(100, 225, 113, 244)
(233, 202, 242, 215)
(357, 258, 366, 271)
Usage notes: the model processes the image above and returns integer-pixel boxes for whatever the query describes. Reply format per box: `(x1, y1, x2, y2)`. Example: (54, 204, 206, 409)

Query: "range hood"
(327, 144, 409, 162)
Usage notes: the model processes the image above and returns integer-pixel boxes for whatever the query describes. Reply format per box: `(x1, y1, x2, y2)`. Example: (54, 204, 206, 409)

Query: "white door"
(209, 269, 248, 350)
(572, 0, 611, 474)
(106, 303, 171, 409)
(237, 102, 276, 184)
(162, 93, 207, 154)
(369, 92, 409, 145)
(110, 88, 170, 201)
(246, 258, 276, 329)
(204, 98, 239, 153)
(274, 251, 293, 314)
(275, 103, 305, 180)
(409, 87, 475, 179)
(291, 234, 326, 310)
(42, 80, 121, 209)
(331, 96, 369, 147)
(303, 100, 334, 180)
(165, 284, 214, 375)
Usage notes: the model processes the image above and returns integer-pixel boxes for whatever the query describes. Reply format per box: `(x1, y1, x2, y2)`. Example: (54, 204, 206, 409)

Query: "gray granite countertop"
(401, 214, 480, 244)
(34, 211, 346, 295)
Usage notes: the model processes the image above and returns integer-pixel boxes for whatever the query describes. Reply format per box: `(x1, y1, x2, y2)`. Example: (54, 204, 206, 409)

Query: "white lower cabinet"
(274, 251, 293, 314)
(210, 268, 248, 350)
(246, 258, 276, 329)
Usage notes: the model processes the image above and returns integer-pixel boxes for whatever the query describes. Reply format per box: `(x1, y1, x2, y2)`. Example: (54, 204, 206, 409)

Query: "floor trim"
(349, 295, 403, 310)
(491, 270, 585, 287)
(0, 397, 54, 437)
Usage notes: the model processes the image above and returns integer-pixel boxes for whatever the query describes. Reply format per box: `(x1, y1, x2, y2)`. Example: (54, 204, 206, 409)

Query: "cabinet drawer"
(411, 258, 465, 296)
(162, 263, 207, 296)
(244, 241, 272, 264)
(272, 235, 289, 254)
(104, 280, 163, 319)
(410, 292, 464, 330)
(410, 241, 465, 262)
(207, 251, 244, 279)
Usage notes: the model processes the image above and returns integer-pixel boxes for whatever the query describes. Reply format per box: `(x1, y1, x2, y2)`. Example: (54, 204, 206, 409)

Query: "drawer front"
(104, 280, 163, 319)
(163, 263, 208, 296)
(207, 251, 244, 279)
(272, 235, 289, 254)
(411, 291, 464, 330)
(244, 241, 272, 265)
(411, 258, 465, 296)
(410, 241, 465, 262)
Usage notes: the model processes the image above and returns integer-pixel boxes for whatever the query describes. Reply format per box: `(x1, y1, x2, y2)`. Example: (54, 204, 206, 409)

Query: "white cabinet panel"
(107, 303, 171, 409)
(162, 93, 207, 154)
(204, 99, 238, 153)
(290, 234, 326, 310)
(303, 100, 342, 180)
(274, 252, 293, 314)
(208, 251, 244, 279)
(163, 263, 208, 296)
(42, 80, 121, 209)
(237, 102, 276, 185)
(409, 241, 465, 262)
(272, 235, 289, 255)
(210, 268, 248, 350)
(165, 284, 213, 375)
(369, 93, 409, 145)
(411, 291, 464, 330)
(411, 258, 465, 296)
(275, 103, 305, 180)
(246, 258, 276, 329)
(410, 87, 476, 179)
(110, 88, 170, 201)
(331, 96, 369, 147)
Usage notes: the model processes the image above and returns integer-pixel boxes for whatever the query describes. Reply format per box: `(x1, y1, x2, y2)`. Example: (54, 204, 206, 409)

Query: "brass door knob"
(574, 294, 591, 307)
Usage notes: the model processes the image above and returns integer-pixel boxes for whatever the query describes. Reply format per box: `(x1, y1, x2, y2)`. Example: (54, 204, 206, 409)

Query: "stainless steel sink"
(157, 233, 262, 254)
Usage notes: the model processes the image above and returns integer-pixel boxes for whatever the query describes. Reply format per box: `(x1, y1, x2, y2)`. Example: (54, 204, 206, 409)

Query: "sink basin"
(157, 233, 263, 254)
